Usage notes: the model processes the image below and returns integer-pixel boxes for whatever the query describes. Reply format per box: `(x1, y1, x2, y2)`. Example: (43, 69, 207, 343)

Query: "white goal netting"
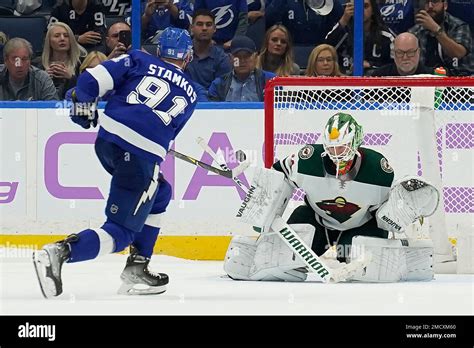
(264, 77, 473, 268)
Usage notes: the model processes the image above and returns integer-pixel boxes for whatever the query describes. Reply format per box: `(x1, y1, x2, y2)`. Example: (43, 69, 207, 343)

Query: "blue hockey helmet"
(157, 27, 193, 62)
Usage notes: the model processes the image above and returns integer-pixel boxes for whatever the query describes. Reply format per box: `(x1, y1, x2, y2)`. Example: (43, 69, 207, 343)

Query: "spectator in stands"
(186, 9, 232, 90)
(105, 21, 131, 59)
(257, 24, 300, 76)
(266, 0, 343, 46)
(208, 35, 275, 101)
(101, 0, 131, 16)
(0, 31, 7, 64)
(79, 50, 107, 72)
(65, 50, 108, 100)
(49, 0, 107, 52)
(447, 0, 473, 33)
(248, 0, 264, 25)
(305, 44, 344, 76)
(409, 0, 473, 76)
(377, 0, 416, 34)
(371, 32, 433, 76)
(0, 38, 58, 100)
(325, 0, 395, 75)
(194, 0, 248, 50)
(37, 22, 87, 99)
(141, 0, 192, 43)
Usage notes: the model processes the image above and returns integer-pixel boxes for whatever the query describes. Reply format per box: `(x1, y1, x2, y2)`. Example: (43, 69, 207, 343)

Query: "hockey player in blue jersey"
(32, 27, 196, 297)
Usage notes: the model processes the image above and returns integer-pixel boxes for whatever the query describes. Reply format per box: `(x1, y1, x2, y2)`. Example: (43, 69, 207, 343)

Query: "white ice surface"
(1, 249, 473, 315)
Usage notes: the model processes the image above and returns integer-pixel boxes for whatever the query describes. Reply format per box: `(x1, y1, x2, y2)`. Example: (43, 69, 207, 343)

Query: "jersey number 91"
(127, 76, 188, 125)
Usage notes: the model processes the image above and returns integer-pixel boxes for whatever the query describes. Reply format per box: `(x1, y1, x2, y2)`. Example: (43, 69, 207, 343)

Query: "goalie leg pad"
(249, 224, 316, 282)
(376, 175, 440, 234)
(224, 236, 258, 280)
(349, 236, 434, 282)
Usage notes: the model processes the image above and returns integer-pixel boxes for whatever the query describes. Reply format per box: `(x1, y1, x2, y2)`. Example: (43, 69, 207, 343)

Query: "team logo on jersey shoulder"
(380, 157, 393, 173)
(298, 145, 314, 160)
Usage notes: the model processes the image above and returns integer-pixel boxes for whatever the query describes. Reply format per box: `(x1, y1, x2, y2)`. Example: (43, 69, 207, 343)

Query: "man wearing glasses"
(408, 0, 473, 76)
(371, 32, 432, 76)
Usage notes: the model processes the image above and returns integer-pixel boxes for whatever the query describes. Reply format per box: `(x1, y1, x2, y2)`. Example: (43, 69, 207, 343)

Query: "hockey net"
(264, 76, 474, 272)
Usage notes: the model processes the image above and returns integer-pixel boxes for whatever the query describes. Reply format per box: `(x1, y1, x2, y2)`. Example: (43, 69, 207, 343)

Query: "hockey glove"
(69, 89, 99, 129)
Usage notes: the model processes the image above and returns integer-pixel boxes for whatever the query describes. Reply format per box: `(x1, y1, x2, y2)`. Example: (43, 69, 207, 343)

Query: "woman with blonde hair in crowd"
(305, 44, 344, 77)
(65, 51, 110, 101)
(39, 22, 87, 99)
(79, 51, 107, 73)
(257, 24, 300, 76)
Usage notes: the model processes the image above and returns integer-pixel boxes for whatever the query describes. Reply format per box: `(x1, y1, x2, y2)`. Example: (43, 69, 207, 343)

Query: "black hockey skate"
(32, 235, 77, 298)
(118, 246, 169, 295)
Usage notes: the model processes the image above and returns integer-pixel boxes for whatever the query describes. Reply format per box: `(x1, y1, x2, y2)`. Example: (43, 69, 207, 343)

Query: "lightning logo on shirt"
(213, 5, 234, 29)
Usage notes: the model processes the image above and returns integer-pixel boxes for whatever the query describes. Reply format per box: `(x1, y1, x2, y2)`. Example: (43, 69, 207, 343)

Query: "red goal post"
(263, 76, 474, 271)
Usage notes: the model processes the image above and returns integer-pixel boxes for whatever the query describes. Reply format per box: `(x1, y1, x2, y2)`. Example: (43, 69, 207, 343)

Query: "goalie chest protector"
(274, 144, 394, 231)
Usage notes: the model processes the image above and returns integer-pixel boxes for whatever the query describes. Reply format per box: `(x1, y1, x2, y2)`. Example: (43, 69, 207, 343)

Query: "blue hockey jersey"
(194, 0, 248, 44)
(75, 49, 198, 164)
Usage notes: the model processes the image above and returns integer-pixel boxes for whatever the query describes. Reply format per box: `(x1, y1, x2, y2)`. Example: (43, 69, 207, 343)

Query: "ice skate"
(118, 247, 169, 295)
(32, 235, 77, 298)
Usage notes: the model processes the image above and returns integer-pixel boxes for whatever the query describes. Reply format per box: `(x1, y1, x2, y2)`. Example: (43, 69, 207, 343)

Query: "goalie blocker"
(226, 167, 439, 283)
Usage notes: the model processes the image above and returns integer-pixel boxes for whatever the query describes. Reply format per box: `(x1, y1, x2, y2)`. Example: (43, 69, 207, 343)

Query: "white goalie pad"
(223, 235, 257, 280)
(376, 175, 440, 234)
(235, 168, 294, 233)
(223, 225, 316, 282)
(250, 224, 316, 282)
(349, 236, 434, 282)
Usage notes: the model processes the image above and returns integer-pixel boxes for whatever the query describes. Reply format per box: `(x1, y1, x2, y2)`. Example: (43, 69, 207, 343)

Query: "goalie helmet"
(323, 112, 363, 164)
(157, 27, 193, 63)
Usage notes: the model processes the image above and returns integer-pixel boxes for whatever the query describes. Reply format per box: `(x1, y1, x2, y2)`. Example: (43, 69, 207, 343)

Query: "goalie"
(225, 113, 440, 282)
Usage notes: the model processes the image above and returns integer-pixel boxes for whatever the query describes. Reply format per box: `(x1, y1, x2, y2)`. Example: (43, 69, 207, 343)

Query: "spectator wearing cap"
(208, 35, 275, 101)
(371, 32, 434, 76)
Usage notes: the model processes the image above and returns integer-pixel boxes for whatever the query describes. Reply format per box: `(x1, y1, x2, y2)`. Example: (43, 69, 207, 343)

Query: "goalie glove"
(376, 175, 440, 234)
(69, 89, 99, 129)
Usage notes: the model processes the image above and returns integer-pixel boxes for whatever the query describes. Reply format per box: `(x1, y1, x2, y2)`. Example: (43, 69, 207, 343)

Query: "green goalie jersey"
(273, 144, 395, 231)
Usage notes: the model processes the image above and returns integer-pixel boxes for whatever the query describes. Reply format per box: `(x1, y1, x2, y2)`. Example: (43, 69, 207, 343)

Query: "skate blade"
(117, 282, 167, 296)
(32, 251, 58, 299)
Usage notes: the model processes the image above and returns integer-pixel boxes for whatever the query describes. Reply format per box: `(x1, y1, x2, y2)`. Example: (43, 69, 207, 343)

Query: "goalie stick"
(197, 138, 366, 283)
(168, 149, 250, 179)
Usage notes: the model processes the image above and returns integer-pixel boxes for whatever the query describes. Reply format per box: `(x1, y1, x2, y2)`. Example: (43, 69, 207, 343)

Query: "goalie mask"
(322, 113, 363, 174)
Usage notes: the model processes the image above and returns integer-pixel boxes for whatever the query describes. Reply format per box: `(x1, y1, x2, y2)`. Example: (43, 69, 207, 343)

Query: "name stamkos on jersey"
(380, 157, 393, 173)
(298, 145, 314, 160)
(147, 64, 197, 103)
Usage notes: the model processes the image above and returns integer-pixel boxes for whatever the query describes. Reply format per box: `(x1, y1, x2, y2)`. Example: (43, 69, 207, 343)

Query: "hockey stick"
(196, 137, 249, 190)
(168, 149, 250, 179)
(270, 217, 368, 283)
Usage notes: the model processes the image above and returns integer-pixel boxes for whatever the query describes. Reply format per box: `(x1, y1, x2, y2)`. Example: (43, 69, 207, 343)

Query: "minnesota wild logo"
(298, 145, 314, 159)
(316, 196, 360, 223)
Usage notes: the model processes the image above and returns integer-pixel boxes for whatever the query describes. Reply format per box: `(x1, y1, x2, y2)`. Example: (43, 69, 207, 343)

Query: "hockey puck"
(235, 150, 247, 162)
